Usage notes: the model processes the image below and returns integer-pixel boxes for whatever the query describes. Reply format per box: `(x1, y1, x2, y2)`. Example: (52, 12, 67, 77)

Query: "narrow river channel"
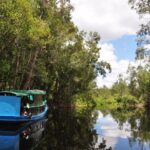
(0, 108, 150, 150)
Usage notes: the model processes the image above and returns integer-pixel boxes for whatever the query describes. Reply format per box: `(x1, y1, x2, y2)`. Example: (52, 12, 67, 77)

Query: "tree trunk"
(23, 47, 41, 89)
(13, 51, 20, 88)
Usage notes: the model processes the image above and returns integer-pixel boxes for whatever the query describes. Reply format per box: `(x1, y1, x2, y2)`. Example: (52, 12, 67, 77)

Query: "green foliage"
(115, 95, 138, 107)
(111, 74, 129, 97)
(73, 93, 95, 108)
(128, 64, 150, 105)
(137, 68, 150, 102)
(93, 74, 142, 109)
(94, 64, 150, 109)
(93, 87, 118, 110)
(0, 0, 110, 104)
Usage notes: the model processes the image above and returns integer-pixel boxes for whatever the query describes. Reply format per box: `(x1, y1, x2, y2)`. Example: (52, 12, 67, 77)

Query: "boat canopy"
(0, 90, 46, 97)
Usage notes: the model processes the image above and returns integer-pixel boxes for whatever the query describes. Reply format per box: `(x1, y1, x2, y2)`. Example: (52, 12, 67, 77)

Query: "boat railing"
(24, 104, 46, 109)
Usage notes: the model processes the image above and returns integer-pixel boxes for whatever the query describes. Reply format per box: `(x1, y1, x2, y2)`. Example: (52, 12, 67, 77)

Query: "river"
(0, 107, 150, 150)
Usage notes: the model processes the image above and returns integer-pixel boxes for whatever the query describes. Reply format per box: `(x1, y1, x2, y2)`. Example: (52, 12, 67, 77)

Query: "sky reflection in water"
(94, 110, 150, 150)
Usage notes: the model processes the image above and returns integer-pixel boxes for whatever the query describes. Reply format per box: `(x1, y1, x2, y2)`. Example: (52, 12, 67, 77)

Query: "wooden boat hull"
(0, 106, 48, 123)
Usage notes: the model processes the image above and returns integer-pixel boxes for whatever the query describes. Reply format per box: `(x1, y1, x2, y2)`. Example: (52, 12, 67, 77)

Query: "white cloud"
(96, 43, 131, 87)
(95, 110, 131, 149)
(71, 0, 140, 41)
(70, 0, 140, 87)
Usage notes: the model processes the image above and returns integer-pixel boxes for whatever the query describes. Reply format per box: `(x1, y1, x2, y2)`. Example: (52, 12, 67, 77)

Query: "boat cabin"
(0, 90, 48, 122)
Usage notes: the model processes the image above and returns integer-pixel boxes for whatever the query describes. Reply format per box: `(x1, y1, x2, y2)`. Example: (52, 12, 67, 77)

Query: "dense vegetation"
(0, 0, 110, 104)
(94, 68, 150, 110)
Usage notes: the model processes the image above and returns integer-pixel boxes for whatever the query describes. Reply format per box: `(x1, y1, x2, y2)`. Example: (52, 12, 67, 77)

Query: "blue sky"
(109, 35, 137, 61)
(71, 0, 141, 87)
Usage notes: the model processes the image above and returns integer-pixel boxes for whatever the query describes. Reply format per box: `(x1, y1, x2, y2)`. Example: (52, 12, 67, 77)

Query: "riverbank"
(94, 96, 145, 111)
(48, 92, 146, 111)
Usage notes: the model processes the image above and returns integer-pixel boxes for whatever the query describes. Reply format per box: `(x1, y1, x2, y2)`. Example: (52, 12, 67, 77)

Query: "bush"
(115, 95, 138, 107)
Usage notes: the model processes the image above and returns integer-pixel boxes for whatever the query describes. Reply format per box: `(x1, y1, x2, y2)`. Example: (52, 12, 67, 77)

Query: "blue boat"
(0, 90, 48, 123)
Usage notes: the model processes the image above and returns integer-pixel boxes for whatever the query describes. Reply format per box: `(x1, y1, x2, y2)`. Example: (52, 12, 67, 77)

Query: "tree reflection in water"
(0, 107, 113, 150)
(106, 108, 150, 149)
(34, 107, 112, 150)
(18, 107, 150, 150)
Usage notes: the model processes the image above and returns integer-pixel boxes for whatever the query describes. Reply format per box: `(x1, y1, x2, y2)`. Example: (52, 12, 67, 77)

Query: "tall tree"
(129, 0, 150, 60)
(128, 0, 150, 106)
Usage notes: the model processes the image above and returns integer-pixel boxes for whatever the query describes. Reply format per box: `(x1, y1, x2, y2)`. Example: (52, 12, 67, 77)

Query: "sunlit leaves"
(0, 0, 110, 102)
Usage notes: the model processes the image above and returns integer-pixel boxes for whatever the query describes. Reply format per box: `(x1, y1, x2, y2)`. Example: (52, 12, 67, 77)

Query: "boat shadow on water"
(0, 119, 47, 150)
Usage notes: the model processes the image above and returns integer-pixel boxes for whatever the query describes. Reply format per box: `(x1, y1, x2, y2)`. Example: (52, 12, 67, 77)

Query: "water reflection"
(35, 108, 99, 150)
(0, 119, 47, 150)
(1, 108, 150, 150)
(95, 109, 150, 150)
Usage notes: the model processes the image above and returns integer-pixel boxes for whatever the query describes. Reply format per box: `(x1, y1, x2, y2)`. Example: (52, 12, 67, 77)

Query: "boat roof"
(0, 90, 46, 97)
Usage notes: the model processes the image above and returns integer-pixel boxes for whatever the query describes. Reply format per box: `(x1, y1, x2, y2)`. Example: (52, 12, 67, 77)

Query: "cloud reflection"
(94, 111, 132, 149)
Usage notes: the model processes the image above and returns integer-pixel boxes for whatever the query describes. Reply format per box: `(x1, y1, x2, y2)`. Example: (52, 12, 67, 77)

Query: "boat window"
(21, 96, 30, 106)
(21, 96, 30, 115)
(0, 92, 15, 96)
(32, 95, 45, 106)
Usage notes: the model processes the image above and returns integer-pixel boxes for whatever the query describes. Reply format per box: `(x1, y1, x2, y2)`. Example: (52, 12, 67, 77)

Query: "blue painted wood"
(0, 96, 21, 116)
(0, 135, 19, 150)
(0, 105, 48, 123)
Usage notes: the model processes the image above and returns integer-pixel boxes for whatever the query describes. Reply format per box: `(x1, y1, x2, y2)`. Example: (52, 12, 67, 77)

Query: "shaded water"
(1, 108, 150, 150)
